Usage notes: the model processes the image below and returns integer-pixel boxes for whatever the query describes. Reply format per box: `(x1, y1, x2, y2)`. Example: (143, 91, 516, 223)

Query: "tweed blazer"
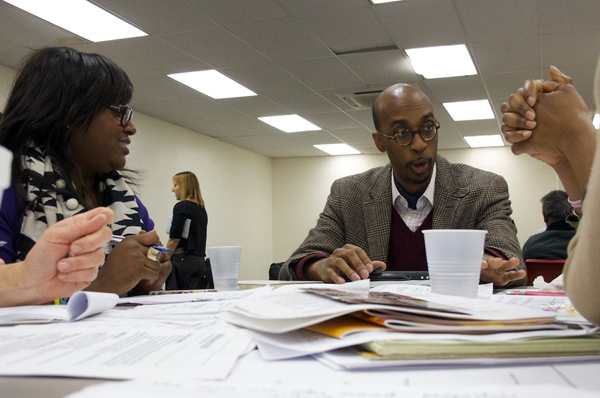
(279, 155, 526, 287)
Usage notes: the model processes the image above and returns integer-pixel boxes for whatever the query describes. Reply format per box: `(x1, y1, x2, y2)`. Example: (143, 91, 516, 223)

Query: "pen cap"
(0, 146, 13, 209)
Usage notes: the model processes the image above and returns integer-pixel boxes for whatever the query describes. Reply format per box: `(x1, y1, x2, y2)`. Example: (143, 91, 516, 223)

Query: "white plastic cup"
(0, 146, 13, 209)
(208, 246, 241, 292)
(422, 229, 487, 298)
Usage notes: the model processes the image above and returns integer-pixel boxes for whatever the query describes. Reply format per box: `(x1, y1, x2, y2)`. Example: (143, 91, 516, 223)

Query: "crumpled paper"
(532, 274, 582, 318)
(532, 273, 564, 292)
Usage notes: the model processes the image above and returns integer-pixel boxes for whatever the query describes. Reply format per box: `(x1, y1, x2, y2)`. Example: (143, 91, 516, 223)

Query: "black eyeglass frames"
(108, 105, 134, 127)
(376, 122, 440, 146)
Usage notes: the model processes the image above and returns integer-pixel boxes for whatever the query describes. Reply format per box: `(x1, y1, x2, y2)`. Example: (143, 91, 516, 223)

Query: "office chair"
(525, 259, 566, 286)
(268, 262, 283, 280)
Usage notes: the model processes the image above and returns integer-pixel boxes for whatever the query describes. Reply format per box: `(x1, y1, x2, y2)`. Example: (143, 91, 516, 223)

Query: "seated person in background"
(0, 47, 171, 297)
(0, 207, 113, 307)
(501, 63, 600, 325)
(279, 83, 526, 288)
(522, 190, 576, 261)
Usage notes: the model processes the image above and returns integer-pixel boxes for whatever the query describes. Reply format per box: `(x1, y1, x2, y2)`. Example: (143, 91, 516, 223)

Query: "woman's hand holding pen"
(86, 233, 170, 297)
(136, 229, 173, 294)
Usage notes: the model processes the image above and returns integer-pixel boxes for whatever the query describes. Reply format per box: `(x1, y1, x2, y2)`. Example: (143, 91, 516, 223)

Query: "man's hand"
(480, 255, 525, 286)
(305, 244, 386, 284)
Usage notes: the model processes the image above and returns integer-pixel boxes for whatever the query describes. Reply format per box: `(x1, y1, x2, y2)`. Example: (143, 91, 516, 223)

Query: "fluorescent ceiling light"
(405, 44, 477, 79)
(370, 0, 403, 3)
(4, 0, 147, 42)
(168, 70, 257, 99)
(314, 144, 360, 156)
(464, 135, 504, 148)
(258, 115, 320, 133)
(593, 113, 599, 129)
(443, 99, 494, 121)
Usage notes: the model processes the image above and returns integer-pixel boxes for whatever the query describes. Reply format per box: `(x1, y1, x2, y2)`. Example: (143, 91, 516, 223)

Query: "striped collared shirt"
(391, 163, 436, 232)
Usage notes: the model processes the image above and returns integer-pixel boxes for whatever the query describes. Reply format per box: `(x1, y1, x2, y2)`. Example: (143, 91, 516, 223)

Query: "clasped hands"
(305, 244, 524, 286)
(500, 66, 590, 166)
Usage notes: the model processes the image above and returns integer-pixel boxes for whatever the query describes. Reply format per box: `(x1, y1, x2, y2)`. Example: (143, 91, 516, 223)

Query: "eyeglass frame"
(376, 121, 440, 147)
(107, 105, 134, 127)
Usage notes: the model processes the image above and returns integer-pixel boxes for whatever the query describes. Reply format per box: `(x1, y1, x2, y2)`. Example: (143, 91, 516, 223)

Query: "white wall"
(271, 146, 561, 262)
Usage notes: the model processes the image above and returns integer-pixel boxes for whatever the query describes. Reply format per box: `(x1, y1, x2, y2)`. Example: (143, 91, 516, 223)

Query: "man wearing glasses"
(279, 84, 526, 288)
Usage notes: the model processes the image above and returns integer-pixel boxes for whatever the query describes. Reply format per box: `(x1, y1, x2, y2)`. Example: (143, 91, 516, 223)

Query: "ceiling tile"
(437, 123, 469, 149)
(160, 28, 269, 68)
(540, 0, 600, 34)
(72, 43, 156, 79)
(455, 0, 539, 42)
(297, 8, 394, 54)
(422, 75, 488, 103)
(279, 56, 364, 90)
(483, 70, 541, 100)
(276, 0, 366, 16)
(134, 74, 209, 103)
(542, 30, 600, 69)
(286, 145, 331, 157)
(299, 112, 364, 130)
(98, 36, 210, 75)
(227, 18, 331, 62)
(340, 50, 420, 86)
(289, 130, 343, 145)
(0, 0, 598, 158)
(328, 127, 373, 144)
(220, 63, 307, 97)
(454, 120, 502, 137)
(346, 109, 376, 130)
(225, 95, 289, 118)
(218, 131, 303, 148)
(471, 38, 540, 74)
(244, 146, 294, 158)
(186, 0, 289, 26)
(268, 88, 340, 114)
(372, 0, 466, 49)
(92, 0, 217, 35)
(0, 2, 87, 49)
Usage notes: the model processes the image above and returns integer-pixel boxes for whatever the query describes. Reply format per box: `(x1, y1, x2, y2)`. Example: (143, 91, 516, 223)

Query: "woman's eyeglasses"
(108, 105, 134, 127)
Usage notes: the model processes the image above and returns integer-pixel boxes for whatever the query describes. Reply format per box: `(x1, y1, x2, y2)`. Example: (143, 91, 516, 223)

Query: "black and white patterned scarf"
(17, 145, 144, 260)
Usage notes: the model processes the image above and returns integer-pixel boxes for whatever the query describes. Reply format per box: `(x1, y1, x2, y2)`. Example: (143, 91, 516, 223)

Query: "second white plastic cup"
(208, 246, 241, 292)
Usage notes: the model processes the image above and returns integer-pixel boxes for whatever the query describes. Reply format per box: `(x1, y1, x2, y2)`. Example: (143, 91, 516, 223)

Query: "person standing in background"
(166, 171, 208, 290)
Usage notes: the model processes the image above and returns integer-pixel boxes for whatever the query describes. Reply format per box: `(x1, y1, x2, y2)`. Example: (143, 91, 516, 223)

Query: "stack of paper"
(219, 280, 599, 365)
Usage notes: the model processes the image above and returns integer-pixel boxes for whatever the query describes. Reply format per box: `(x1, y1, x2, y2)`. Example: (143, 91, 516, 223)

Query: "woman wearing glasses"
(0, 47, 171, 297)
(165, 171, 208, 290)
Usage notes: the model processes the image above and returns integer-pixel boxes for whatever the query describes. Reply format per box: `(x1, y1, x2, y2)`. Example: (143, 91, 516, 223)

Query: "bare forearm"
(553, 159, 584, 207)
(0, 263, 40, 306)
(562, 120, 597, 193)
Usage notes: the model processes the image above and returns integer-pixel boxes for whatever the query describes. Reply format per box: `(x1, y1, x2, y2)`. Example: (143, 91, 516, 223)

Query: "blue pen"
(106, 235, 173, 254)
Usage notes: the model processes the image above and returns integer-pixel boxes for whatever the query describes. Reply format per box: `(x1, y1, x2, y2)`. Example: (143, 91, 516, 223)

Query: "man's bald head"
(372, 84, 430, 131)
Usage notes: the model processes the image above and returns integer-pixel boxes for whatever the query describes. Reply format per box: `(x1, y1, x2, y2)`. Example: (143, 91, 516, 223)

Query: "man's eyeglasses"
(376, 122, 440, 146)
(108, 105, 134, 127)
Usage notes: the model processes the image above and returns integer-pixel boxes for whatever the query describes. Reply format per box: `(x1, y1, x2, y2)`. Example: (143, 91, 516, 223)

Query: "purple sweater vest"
(386, 207, 432, 271)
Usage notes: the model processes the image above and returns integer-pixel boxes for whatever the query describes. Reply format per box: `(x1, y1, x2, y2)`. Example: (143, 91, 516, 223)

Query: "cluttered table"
(0, 279, 598, 398)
